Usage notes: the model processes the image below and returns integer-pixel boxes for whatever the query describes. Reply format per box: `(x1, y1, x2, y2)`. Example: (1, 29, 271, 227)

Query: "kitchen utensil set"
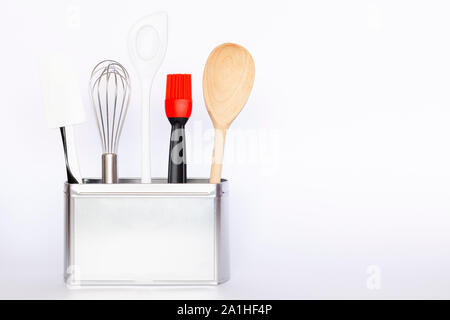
(36, 13, 255, 288)
(40, 13, 254, 185)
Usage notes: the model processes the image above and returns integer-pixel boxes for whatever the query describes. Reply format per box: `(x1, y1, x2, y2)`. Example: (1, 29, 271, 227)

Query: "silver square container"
(64, 178, 229, 286)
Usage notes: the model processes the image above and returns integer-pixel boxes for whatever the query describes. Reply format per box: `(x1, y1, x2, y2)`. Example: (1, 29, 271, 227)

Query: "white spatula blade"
(38, 54, 86, 128)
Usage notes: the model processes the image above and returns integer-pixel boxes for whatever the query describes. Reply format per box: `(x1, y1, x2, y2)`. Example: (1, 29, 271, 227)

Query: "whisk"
(89, 60, 131, 183)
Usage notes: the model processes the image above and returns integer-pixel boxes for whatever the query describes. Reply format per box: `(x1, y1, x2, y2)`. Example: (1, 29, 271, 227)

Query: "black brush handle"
(60, 127, 79, 184)
(168, 118, 188, 183)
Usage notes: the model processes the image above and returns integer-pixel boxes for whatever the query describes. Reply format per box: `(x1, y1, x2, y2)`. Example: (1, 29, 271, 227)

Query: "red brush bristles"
(166, 74, 192, 99)
(165, 74, 192, 118)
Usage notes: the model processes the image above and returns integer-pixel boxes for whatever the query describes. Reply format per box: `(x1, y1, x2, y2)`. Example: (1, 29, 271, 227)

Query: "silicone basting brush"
(165, 74, 192, 183)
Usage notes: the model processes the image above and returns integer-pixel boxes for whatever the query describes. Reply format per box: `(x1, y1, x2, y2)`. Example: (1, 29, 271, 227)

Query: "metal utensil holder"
(64, 178, 229, 286)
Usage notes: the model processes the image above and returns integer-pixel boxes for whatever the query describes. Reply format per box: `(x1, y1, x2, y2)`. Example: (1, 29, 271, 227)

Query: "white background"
(1, 0, 450, 299)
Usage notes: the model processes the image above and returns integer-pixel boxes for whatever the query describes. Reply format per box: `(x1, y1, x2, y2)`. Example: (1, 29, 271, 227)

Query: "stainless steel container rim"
(78, 177, 228, 185)
(65, 178, 229, 198)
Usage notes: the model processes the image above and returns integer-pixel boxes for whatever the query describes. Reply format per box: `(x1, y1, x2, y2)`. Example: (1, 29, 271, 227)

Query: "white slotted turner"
(128, 12, 168, 183)
(38, 54, 86, 184)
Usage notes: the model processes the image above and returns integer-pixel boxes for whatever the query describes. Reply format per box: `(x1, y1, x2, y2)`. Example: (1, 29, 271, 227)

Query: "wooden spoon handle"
(210, 128, 227, 184)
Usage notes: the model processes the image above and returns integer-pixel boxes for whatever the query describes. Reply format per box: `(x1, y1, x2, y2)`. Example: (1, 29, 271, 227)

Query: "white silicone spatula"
(128, 12, 168, 183)
(38, 54, 86, 184)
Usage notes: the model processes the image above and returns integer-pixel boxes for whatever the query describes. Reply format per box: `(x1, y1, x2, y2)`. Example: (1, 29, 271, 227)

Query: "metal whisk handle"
(102, 153, 118, 184)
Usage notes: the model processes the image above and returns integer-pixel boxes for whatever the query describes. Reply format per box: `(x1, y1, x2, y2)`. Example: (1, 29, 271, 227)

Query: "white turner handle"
(128, 12, 168, 183)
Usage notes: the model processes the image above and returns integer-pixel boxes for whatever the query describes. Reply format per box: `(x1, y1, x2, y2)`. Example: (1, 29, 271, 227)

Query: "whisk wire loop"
(89, 60, 131, 155)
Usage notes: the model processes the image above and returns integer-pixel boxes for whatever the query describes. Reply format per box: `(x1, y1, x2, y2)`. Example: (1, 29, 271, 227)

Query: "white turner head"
(38, 54, 86, 128)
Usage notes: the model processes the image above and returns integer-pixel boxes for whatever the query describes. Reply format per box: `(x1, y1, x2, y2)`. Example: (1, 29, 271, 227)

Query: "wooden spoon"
(203, 43, 255, 183)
